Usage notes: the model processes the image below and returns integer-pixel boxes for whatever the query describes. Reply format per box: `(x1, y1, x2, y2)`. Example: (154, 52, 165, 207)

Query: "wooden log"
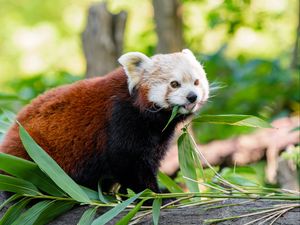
(81, 2, 127, 77)
(1, 193, 298, 224)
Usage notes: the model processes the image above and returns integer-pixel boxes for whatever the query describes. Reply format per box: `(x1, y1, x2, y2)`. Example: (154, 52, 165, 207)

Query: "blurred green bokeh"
(0, 0, 299, 142)
(0, 0, 297, 80)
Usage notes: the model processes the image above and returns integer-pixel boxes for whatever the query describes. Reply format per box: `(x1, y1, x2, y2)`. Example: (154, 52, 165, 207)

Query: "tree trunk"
(81, 2, 127, 77)
(152, 0, 184, 53)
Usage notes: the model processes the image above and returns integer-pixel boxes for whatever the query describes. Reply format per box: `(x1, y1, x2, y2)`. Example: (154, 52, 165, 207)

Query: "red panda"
(0, 49, 209, 193)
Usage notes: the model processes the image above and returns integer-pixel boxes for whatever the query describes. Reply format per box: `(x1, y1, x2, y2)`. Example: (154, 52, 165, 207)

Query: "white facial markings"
(147, 52, 209, 113)
(118, 50, 209, 114)
(168, 81, 201, 107)
(148, 84, 169, 108)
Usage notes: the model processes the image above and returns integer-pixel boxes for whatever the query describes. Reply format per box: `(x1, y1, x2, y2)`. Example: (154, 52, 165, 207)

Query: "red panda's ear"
(118, 52, 153, 93)
(182, 49, 196, 60)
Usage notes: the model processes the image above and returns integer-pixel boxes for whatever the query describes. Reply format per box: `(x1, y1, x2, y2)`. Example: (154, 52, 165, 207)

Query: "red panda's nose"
(186, 92, 197, 103)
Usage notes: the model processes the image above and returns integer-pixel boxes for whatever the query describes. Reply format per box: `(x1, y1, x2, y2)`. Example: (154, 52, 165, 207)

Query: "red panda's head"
(118, 49, 209, 114)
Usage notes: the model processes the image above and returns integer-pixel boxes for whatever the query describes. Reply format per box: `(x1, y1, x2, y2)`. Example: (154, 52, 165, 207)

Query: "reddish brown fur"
(0, 68, 130, 175)
(133, 84, 152, 110)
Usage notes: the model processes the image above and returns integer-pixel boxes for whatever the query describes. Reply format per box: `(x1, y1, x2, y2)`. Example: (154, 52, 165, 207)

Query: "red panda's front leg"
(107, 151, 161, 194)
(123, 165, 160, 193)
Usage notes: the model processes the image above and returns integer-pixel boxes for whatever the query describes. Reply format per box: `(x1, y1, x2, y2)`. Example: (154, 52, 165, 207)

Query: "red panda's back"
(0, 68, 129, 175)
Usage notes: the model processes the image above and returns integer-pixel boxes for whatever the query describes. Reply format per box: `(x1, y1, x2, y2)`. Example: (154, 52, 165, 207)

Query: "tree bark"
(81, 2, 127, 77)
(152, 0, 184, 53)
(1, 193, 298, 225)
(135, 199, 300, 225)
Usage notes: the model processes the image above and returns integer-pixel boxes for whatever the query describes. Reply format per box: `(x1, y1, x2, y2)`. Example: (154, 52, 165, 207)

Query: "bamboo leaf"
(158, 171, 183, 193)
(177, 133, 200, 192)
(163, 105, 180, 131)
(0, 153, 65, 197)
(0, 174, 40, 195)
(152, 198, 162, 225)
(77, 207, 98, 225)
(193, 114, 272, 128)
(11, 200, 53, 225)
(290, 126, 300, 132)
(18, 123, 91, 203)
(0, 198, 31, 225)
(0, 194, 20, 211)
(0, 93, 23, 102)
(98, 182, 110, 204)
(35, 201, 76, 225)
(223, 174, 258, 187)
(91, 190, 146, 225)
(80, 186, 100, 201)
(116, 199, 147, 225)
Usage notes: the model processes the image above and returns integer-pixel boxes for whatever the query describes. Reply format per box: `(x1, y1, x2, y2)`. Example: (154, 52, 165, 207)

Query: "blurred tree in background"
(0, 0, 299, 143)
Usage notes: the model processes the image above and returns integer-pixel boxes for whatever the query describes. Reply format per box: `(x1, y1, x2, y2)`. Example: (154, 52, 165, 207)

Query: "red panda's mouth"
(183, 103, 196, 111)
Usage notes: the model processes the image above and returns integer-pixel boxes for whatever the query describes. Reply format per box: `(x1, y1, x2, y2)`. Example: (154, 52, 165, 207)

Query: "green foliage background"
(1, 0, 299, 139)
(0, 0, 299, 189)
(0, 0, 298, 80)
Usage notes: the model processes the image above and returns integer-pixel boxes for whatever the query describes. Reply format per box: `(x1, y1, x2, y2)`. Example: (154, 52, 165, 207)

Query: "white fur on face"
(148, 84, 169, 108)
(147, 50, 209, 114)
(118, 49, 209, 114)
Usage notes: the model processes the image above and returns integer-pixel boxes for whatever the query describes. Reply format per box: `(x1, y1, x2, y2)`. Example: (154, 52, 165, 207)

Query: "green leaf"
(152, 198, 162, 225)
(0, 198, 31, 225)
(80, 186, 100, 201)
(0, 93, 22, 102)
(290, 126, 300, 132)
(232, 166, 256, 174)
(78, 207, 98, 225)
(0, 153, 65, 197)
(158, 171, 183, 193)
(193, 114, 272, 128)
(97, 182, 110, 204)
(162, 105, 180, 131)
(116, 199, 147, 225)
(0, 194, 20, 211)
(177, 133, 200, 192)
(0, 174, 40, 195)
(34, 200, 75, 225)
(126, 189, 136, 197)
(91, 190, 146, 225)
(18, 123, 91, 203)
(226, 175, 257, 187)
(11, 200, 53, 225)
(219, 167, 260, 186)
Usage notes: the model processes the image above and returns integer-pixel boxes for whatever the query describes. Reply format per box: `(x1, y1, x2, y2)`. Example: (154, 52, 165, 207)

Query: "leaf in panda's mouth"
(162, 105, 180, 132)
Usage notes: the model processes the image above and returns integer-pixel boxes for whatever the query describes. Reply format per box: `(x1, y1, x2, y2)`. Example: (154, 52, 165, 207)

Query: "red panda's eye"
(170, 81, 180, 88)
(194, 79, 199, 86)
